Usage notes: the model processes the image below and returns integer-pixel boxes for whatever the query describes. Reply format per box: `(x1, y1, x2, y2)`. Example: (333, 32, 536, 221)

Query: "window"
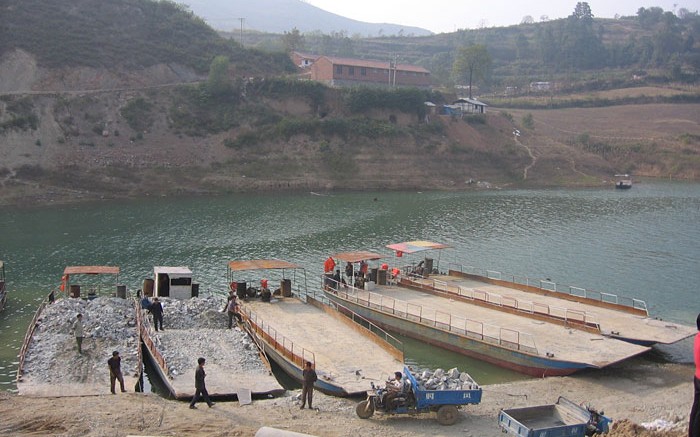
(171, 277, 192, 286)
(348, 66, 355, 76)
(335, 65, 343, 74)
(361, 67, 367, 76)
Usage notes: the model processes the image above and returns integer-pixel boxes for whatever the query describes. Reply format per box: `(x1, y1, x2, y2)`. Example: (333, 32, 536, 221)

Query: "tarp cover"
(385, 241, 450, 254)
(228, 260, 300, 271)
(63, 266, 120, 275)
(332, 251, 383, 263)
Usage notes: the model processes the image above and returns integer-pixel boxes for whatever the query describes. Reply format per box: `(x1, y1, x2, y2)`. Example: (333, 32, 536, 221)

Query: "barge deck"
(406, 270, 695, 346)
(323, 283, 649, 377)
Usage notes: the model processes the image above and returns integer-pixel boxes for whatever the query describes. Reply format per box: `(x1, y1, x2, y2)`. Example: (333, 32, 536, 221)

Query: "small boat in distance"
(615, 174, 632, 189)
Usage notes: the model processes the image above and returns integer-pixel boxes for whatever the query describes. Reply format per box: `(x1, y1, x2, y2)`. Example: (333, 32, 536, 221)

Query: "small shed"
(153, 266, 195, 300)
(452, 98, 488, 114)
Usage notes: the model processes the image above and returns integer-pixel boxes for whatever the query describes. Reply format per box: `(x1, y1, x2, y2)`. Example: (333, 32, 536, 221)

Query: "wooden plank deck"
(420, 274, 696, 345)
(244, 297, 403, 395)
(366, 284, 649, 368)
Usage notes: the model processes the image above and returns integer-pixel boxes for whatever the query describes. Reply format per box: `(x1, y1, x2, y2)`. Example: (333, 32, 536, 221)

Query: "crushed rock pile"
(412, 367, 480, 391)
(607, 418, 687, 437)
(24, 297, 140, 382)
(152, 295, 228, 330)
(144, 295, 269, 378)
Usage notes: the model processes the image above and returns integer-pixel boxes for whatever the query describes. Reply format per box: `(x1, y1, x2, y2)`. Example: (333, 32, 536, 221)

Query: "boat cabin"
(153, 266, 197, 300)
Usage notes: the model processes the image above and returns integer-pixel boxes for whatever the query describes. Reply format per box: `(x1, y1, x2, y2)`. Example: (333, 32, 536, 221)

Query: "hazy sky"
(304, 0, 696, 33)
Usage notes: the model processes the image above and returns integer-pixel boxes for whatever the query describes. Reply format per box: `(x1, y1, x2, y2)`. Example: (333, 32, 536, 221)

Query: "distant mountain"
(182, 0, 433, 36)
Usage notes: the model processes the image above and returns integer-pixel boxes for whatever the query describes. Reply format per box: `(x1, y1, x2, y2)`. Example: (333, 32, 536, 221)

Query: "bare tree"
(453, 44, 492, 99)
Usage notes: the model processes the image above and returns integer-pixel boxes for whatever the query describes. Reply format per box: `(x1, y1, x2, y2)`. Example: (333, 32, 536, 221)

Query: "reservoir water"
(1, 180, 699, 390)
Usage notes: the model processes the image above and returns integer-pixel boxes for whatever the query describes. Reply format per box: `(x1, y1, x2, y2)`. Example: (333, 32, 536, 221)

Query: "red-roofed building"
(291, 52, 320, 69)
(309, 56, 431, 88)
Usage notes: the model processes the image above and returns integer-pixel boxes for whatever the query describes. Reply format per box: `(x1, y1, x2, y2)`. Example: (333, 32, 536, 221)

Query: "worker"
(383, 371, 408, 410)
(323, 256, 336, 273)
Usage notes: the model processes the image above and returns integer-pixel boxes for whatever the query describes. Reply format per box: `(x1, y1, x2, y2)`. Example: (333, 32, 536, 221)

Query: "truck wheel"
(356, 400, 375, 419)
(436, 405, 459, 425)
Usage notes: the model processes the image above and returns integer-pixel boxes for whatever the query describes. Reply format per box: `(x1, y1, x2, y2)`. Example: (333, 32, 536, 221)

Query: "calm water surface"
(1, 180, 699, 390)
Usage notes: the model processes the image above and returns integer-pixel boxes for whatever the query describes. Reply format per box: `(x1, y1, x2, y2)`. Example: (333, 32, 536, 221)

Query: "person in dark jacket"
(189, 357, 214, 409)
(689, 313, 700, 437)
(149, 297, 164, 331)
(300, 361, 317, 409)
(107, 351, 126, 394)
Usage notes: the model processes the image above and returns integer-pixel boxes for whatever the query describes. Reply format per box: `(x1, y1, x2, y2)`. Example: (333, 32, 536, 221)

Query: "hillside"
(0, 0, 294, 91)
(182, 0, 432, 36)
(0, 0, 698, 206)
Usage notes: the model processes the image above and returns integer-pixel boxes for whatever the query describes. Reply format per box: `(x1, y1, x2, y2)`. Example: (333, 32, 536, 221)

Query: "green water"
(2, 181, 699, 390)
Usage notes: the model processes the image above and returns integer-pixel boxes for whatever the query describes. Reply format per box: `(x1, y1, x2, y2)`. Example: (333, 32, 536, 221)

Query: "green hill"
(0, 0, 293, 75)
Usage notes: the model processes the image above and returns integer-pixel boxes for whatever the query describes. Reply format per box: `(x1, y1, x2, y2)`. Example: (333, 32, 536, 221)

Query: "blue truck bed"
(498, 396, 610, 437)
(404, 366, 482, 409)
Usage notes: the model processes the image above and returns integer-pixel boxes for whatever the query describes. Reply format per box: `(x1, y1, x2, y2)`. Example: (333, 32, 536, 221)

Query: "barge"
(17, 266, 142, 396)
(229, 259, 404, 397)
(139, 267, 283, 400)
(323, 282, 649, 377)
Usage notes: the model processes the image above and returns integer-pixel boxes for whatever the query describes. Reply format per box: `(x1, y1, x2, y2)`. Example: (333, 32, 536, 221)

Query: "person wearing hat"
(107, 351, 126, 394)
(190, 357, 214, 409)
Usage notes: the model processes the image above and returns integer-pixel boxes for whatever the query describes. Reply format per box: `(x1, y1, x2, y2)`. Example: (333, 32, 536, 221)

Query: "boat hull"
(323, 291, 590, 377)
(245, 315, 358, 397)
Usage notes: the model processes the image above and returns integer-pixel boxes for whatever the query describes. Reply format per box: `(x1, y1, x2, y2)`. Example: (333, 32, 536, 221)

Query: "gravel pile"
(145, 295, 270, 378)
(23, 297, 140, 382)
(153, 295, 228, 329)
(413, 367, 480, 391)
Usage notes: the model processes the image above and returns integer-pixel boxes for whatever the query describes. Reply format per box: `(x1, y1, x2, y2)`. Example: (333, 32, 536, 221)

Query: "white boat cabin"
(153, 266, 197, 300)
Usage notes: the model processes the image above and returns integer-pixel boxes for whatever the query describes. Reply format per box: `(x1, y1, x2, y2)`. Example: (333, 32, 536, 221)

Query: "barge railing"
(242, 306, 315, 368)
(139, 305, 170, 378)
(403, 275, 602, 332)
(16, 291, 52, 381)
(446, 262, 648, 315)
(329, 285, 539, 356)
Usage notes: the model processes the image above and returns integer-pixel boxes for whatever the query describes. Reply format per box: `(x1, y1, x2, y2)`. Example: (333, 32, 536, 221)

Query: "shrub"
(120, 97, 154, 132)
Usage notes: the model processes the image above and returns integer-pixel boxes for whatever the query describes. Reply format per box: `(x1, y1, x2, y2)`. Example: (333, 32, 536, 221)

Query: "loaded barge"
(17, 266, 142, 396)
(139, 267, 283, 400)
(229, 259, 405, 397)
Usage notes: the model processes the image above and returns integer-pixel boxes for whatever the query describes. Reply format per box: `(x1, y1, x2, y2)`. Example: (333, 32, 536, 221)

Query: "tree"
(572, 2, 594, 22)
(521, 15, 534, 25)
(282, 27, 304, 53)
(452, 44, 492, 99)
(207, 56, 232, 96)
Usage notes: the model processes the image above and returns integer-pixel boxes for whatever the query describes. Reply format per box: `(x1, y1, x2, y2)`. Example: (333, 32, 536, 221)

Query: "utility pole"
(237, 18, 245, 46)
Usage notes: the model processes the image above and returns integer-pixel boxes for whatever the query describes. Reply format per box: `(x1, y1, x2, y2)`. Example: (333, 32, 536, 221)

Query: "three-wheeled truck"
(498, 396, 611, 437)
(355, 366, 482, 425)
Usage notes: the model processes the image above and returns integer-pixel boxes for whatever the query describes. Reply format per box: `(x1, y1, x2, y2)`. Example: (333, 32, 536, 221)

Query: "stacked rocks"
(146, 296, 269, 378)
(24, 296, 140, 383)
(412, 367, 480, 391)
